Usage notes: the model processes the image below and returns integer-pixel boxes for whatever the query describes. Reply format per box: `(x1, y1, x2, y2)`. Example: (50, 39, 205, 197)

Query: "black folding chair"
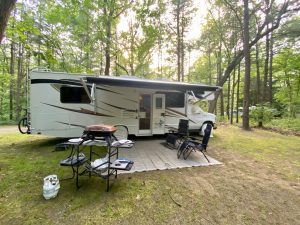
(166, 119, 189, 149)
(177, 124, 213, 162)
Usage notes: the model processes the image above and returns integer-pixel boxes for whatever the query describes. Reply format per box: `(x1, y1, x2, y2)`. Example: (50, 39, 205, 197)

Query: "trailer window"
(60, 86, 91, 104)
(165, 92, 184, 108)
(156, 98, 163, 109)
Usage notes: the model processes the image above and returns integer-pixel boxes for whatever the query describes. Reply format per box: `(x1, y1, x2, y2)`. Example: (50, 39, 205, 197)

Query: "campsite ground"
(0, 125, 299, 225)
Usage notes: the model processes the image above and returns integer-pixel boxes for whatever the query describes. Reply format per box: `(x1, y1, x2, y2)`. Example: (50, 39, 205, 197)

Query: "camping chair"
(111, 124, 135, 148)
(166, 119, 189, 149)
(177, 123, 213, 162)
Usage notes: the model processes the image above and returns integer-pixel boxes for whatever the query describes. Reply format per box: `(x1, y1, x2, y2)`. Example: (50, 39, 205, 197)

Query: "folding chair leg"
(183, 146, 194, 160)
(201, 151, 210, 163)
(177, 147, 184, 159)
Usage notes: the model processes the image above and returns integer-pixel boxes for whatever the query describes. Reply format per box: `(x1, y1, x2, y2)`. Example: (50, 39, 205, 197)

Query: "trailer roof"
(86, 76, 220, 94)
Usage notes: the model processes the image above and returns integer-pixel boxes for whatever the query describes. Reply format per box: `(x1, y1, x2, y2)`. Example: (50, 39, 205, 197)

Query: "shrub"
(250, 104, 274, 127)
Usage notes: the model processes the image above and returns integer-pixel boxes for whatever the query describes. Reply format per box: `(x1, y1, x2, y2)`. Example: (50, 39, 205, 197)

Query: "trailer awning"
(85, 76, 220, 95)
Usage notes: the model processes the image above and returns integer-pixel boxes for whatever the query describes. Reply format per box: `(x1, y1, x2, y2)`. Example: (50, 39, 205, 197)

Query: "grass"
(0, 120, 17, 125)
(0, 125, 300, 225)
(264, 117, 300, 133)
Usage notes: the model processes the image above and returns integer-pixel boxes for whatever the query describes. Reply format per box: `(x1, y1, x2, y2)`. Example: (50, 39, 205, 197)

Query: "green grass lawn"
(264, 118, 300, 133)
(0, 125, 299, 225)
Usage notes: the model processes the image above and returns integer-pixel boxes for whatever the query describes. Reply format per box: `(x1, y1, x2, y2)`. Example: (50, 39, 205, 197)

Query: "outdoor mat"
(117, 138, 221, 174)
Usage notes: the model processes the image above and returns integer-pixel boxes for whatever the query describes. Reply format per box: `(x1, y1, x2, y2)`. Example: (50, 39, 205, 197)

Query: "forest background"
(0, 0, 299, 130)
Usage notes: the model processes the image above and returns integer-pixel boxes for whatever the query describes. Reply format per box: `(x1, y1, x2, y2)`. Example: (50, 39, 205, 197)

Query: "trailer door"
(138, 94, 152, 135)
(152, 94, 165, 134)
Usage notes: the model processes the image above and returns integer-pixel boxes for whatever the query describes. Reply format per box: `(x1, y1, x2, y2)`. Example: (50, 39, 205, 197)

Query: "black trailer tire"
(18, 117, 28, 134)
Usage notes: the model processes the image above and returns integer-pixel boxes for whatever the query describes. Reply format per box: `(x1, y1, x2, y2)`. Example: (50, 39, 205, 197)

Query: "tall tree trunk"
(0, 0, 17, 43)
(255, 43, 261, 104)
(100, 44, 104, 75)
(129, 22, 135, 75)
(218, 43, 224, 116)
(269, 31, 274, 104)
(230, 64, 236, 124)
(176, 0, 181, 81)
(104, 0, 112, 76)
(227, 75, 231, 120)
(220, 90, 224, 117)
(181, 37, 184, 82)
(208, 44, 222, 114)
(236, 63, 241, 123)
(0, 53, 5, 120)
(180, 7, 185, 82)
(263, 25, 270, 102)
(16, 42, 23, 121)
(86, 16, 91, 73)
(242, 0, 250, 130)
(208, 44, 212, 84)
(104, 17, 111, 76)
(9, 41, 14, 121)
(9, 10, 16, 121)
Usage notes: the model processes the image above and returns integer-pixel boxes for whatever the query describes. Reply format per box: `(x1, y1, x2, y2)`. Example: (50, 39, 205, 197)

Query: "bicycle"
(18, 108, 31, 134)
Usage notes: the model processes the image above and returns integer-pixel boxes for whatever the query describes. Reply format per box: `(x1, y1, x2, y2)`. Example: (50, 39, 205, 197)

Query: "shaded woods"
(0, 0, 299, 129)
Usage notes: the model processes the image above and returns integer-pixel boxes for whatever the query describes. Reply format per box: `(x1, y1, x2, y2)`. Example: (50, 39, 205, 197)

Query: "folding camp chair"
(177, 124, 213, 162)
(166, 119, 189, 149)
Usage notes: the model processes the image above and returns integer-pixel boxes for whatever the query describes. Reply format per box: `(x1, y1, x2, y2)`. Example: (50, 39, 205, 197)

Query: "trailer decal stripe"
(100, 85, 138, 103)
(99, 101, 137, 112)
(165, 108, 197, 124)
(96, 86, 122, 95)
(42, 103, 114, 117)
(165, 114, 181, 118)
(165, 108, 187, 117)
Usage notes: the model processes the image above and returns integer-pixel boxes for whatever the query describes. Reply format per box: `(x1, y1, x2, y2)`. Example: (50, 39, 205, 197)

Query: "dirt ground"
(0, 125, 18, 133)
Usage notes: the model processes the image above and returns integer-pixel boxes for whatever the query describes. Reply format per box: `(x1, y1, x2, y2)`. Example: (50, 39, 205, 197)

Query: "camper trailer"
(22, 70, 219, 138)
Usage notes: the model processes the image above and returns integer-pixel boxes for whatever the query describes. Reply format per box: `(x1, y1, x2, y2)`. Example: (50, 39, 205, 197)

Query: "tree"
(242, 0, 250, 130)
(273, 48, 300, 117)
(0, 0, 17, 43)
(101, 0, 133, 76)
(208, 0, 300, 114)
(167, 0, 196, 81)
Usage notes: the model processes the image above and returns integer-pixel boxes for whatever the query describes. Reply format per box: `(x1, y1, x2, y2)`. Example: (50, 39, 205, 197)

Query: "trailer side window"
(165, 92, 184, 108)
(60, 86, 91, 104)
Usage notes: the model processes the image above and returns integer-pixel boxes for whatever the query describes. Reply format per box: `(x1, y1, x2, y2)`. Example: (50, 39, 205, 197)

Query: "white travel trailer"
(24, 70, 220, 138)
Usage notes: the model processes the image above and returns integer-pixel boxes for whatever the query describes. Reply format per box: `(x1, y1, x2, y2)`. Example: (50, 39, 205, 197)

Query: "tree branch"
(116, 62, 129, 75)
(223, 0, 243, 29)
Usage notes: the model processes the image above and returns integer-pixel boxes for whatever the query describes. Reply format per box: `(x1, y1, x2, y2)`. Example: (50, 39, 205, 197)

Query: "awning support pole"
(80, 78, 94, 102)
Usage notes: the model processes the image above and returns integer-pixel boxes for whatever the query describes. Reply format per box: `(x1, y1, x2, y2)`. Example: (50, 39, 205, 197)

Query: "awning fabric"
(86, 76, 220, 94)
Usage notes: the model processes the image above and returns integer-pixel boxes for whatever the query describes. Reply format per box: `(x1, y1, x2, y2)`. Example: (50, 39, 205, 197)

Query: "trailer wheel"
(18, 117, 29, 134)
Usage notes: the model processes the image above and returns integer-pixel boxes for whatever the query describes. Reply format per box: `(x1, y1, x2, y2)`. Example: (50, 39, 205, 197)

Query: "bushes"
(250, 104, 274, 127)
(266, 118, 300, 132)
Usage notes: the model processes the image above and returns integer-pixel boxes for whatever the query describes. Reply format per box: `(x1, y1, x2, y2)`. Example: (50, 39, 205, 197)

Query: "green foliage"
(273, 48, 300, 117)
(250, 104, 274, 127)
(1, 0, 300, 124)
(265, 118, 300, 132)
